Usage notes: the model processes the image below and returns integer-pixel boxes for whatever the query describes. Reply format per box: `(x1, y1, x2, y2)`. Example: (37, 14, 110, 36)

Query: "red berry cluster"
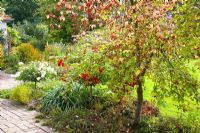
(81, 73, 100, 86)
(58, 59, 64, 67)
(80, 67, 104, 86)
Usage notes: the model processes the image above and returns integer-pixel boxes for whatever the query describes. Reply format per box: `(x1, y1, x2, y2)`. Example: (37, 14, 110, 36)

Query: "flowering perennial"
(18, 61, 57, 83)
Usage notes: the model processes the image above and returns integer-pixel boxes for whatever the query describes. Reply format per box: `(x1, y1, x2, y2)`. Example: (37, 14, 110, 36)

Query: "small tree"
(50, 0, 199, 127)
(18, 61, 57, 90)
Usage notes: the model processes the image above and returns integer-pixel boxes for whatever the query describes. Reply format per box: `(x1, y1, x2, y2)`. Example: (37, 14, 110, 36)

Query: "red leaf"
(129, 82, 136, 87)
(99, 68, 104, 74)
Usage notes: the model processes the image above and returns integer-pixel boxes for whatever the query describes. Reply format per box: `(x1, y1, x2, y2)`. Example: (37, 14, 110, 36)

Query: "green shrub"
(11, 85, 32, 104)
(177, 111, 200, 133)
(48, 20, 74, 43)
(12, 21, 34, 42)
(4, 54, 19, 73)
(38, 79, 65, 91)
(7, 27, 21, 46)
(139, 114, 200, 133)
(29, 38, 44, 51)
(15, 43, 43, 63)
(32, 24, 48, 51)
(12, 21, 48, 51)
(0, 89, 12, 99)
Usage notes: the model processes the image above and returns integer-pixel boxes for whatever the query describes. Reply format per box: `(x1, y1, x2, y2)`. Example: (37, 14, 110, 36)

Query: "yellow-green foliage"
(15, 43, 43, 63)
(11, 85, 32, 104)
(0, 44, 4, 58)
(0, 44, 5, 69)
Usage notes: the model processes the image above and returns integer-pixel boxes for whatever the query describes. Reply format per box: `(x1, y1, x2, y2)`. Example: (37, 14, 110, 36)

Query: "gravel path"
(0, 71, 21, 90)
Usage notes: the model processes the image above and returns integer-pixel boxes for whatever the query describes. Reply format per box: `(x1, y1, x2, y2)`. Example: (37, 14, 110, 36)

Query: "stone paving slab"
(0, 71, 21, 90)
(0, 99, 54, 133)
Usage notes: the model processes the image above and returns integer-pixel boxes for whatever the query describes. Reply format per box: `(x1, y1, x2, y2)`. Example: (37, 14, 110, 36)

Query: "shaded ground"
(0, 71, 21, 90)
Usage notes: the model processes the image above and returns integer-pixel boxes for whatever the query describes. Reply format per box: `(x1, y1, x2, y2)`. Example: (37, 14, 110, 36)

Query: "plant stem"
(133, 80, 143, 128)
(90, 86, 93, 97)
(34, 82, 37, 90)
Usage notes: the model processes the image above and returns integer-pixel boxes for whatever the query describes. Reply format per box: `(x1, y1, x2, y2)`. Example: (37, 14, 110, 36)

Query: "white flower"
(19, 61, 57, 82)
(38, 66, 42, 71)
(11, 72, 21, 78)
(37, 77, 41, 81)
(15, 72, 21, 77)
(47, 67, 57, 75)
(41, 71, 46, 78)
(18, 62, 24, 66)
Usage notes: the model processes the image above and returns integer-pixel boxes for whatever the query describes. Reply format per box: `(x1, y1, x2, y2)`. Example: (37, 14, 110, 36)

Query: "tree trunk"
(90, 86, 93, 97)
(133, 80, 143, 128)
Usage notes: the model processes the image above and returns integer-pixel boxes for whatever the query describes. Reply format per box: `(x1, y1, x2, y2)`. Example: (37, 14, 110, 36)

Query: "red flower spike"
(58, 59, 64, 67)
(81, 73, 89, 80)
(93, 76, 100, 85)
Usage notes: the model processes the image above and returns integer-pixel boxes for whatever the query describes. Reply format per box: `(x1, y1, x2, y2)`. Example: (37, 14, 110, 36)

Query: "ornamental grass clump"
(18, 61, 57, 89)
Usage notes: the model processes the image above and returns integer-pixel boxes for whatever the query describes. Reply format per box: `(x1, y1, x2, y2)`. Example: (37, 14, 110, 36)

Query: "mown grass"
(142, 60, 200, 117)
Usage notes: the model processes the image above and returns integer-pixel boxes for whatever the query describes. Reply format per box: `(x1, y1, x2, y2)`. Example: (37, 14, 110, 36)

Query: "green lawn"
(141, 60, 200, 117)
